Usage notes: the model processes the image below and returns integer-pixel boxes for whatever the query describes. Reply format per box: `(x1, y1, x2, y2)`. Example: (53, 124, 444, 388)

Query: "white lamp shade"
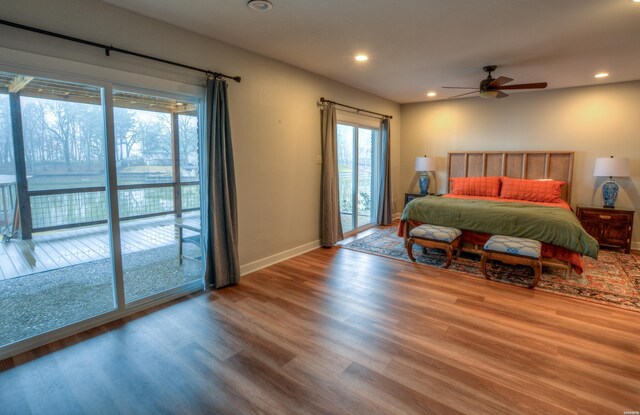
(415, 156, 436, 172)
(593, 157, 630, 178)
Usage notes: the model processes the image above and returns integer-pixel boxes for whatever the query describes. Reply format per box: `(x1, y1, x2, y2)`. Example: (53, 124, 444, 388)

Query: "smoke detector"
(247, 0, 273, 12)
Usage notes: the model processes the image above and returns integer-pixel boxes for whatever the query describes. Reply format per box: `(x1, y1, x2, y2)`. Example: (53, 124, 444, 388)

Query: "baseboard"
(632, 241, 640, 251)
(392, 213, 402, 221)
(240, 239, 321, 276)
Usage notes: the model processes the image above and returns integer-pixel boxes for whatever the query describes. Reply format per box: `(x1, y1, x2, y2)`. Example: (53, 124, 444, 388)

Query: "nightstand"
(404, 193, 442, 207)
(576, 205, 635, 254)
(404, 193, 425, 207)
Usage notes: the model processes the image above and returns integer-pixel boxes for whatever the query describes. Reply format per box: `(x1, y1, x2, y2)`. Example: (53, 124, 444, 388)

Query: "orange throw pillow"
(449, 176, 501, 197)
(500, 177, 565, 203)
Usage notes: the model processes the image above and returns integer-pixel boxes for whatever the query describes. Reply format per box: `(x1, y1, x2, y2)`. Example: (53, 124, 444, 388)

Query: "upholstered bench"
(406, 224, 462, 269)
(480, 235, 542, 288)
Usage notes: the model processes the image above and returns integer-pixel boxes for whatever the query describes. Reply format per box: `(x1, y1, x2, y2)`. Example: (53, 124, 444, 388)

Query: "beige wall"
(400, 81, 640, 246)
(0, 0, 401, 269)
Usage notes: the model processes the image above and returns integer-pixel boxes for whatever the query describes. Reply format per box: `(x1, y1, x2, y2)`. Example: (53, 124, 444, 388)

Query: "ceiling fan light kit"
(443, 65, 548, 99)
(479, 90, 498, 99)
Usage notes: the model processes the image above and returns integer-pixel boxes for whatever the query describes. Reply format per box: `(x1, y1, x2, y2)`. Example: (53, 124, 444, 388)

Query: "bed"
(399, 151, 599, 276)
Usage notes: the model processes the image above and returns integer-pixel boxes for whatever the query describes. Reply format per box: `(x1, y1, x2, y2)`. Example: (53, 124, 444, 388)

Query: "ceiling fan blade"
(496, 91, 509, 99)
(488, 76, 513, 88)
(442, 86, 479, 89)
(497, 82, 548, 90)
(448, 90, 479, 99)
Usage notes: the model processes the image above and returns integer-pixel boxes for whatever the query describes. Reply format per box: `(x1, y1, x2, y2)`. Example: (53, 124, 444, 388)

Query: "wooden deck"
(0, 213, 200, 280)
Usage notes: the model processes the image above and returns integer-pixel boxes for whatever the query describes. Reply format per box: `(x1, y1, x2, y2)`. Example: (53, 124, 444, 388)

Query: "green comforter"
(402, 196, 599, 259)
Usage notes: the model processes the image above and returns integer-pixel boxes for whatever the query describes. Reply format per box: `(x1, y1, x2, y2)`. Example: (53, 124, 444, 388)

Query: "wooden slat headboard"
(447, 151, 574, 203)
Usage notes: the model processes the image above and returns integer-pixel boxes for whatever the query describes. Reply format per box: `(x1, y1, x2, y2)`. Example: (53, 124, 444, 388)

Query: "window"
(337, 123, 380, 233)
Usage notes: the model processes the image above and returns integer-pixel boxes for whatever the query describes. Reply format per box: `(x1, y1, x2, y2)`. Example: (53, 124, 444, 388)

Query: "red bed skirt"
(398, 220, 584, 274)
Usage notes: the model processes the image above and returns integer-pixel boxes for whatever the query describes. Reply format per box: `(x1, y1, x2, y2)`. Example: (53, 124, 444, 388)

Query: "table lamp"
(593, 156, 630, 208)
(415, 156, 436, 195)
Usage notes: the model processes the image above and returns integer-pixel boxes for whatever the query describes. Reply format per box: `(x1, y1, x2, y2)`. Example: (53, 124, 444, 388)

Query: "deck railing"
(29, 181, 200, 233)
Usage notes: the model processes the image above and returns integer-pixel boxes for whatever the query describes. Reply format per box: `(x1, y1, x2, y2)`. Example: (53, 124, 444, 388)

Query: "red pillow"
(449, 176, 501, 197)
(500, 177, 565, 203)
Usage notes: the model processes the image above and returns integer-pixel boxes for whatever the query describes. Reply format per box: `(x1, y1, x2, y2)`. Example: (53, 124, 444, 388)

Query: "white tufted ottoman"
(407, 224, 462, 269)
(481, 235, 542, 288)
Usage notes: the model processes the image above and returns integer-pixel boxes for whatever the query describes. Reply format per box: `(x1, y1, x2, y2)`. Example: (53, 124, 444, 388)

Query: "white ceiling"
(103, 0, 640, 103)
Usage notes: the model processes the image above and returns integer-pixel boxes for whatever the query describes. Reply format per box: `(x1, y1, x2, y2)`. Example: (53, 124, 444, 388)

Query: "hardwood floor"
(1, 243, 639, 414)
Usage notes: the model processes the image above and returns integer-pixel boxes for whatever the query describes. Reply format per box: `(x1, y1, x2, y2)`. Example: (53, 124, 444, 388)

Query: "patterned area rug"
(342, 227, 640, 312)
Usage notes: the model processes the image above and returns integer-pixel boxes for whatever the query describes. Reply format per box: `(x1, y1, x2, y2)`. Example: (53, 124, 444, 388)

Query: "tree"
(19, 97, 104, 175)
(114, 108, 137, 161)
(178, 114, 198, 165)
(0, 95, 13, 173)
(134, 113, 172, 162)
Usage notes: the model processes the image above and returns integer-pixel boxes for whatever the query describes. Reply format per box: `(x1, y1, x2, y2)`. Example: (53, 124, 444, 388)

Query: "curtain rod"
(0, 19, 241, 83)
(319, 97, 392, 119)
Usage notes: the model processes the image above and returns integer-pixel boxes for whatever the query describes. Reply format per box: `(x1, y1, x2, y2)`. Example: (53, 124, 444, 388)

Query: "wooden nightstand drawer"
(576, 205, 635, 254)
(579, 211, 630, 223)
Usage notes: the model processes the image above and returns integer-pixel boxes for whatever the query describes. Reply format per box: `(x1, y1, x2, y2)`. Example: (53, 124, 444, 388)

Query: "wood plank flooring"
(1, 242, 639, 414)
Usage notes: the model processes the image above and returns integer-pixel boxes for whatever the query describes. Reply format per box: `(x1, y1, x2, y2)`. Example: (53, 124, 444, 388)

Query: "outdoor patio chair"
(176, 222, 201, 264)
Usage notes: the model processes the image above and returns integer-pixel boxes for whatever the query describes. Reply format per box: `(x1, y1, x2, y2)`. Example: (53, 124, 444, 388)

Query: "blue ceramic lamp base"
(418, 173, 430, 195)
(602, 178, 618, 208)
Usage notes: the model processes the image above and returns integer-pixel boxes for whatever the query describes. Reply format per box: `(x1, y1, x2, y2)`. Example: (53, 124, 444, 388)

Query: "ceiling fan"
(443, 65, 548, 99)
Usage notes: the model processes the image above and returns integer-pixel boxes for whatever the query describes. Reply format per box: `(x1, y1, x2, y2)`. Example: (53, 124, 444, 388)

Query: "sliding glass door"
(0, 73, 116, 348)
(0, 69, 203, 355)
(337, 123, 380, 233)
(113, 90, 202, 303)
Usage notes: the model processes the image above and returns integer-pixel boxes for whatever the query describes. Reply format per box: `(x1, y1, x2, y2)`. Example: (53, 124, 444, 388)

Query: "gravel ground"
(0, 244, 202, 346)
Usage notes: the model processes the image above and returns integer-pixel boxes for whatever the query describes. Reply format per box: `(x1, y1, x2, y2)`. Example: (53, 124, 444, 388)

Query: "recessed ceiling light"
(426, 92, 437, 97)
(247, 0, 272, 12)
(632, 0, 640, 3)
(354, 54, 369, 62)
(594, 73, 609, 78)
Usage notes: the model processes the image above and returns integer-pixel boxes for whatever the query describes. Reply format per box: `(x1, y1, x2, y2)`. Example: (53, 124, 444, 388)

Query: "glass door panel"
(113, 90, 202, 303)
(337, 123, 379, 234)
(357, 128, 374, 227)
(0, 72, 115, 347)
(337, 124, 355, 233)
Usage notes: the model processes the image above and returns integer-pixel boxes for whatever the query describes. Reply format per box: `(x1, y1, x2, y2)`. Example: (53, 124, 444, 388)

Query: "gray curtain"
(377, 118, 392, 225)
(320, 103, 343, 247)
(201, 78, 240, 288)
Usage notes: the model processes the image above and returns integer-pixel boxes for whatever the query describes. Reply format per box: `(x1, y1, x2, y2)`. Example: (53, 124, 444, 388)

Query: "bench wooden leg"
(403, 221, 410, 249)
(529, 260, 542, 288)
(453, 239, 462, 260)
(480, 253, 490, 280)
(407, 238, 416, 262)
(408, 236, 461, 269)
(444, 245, 453, 269)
